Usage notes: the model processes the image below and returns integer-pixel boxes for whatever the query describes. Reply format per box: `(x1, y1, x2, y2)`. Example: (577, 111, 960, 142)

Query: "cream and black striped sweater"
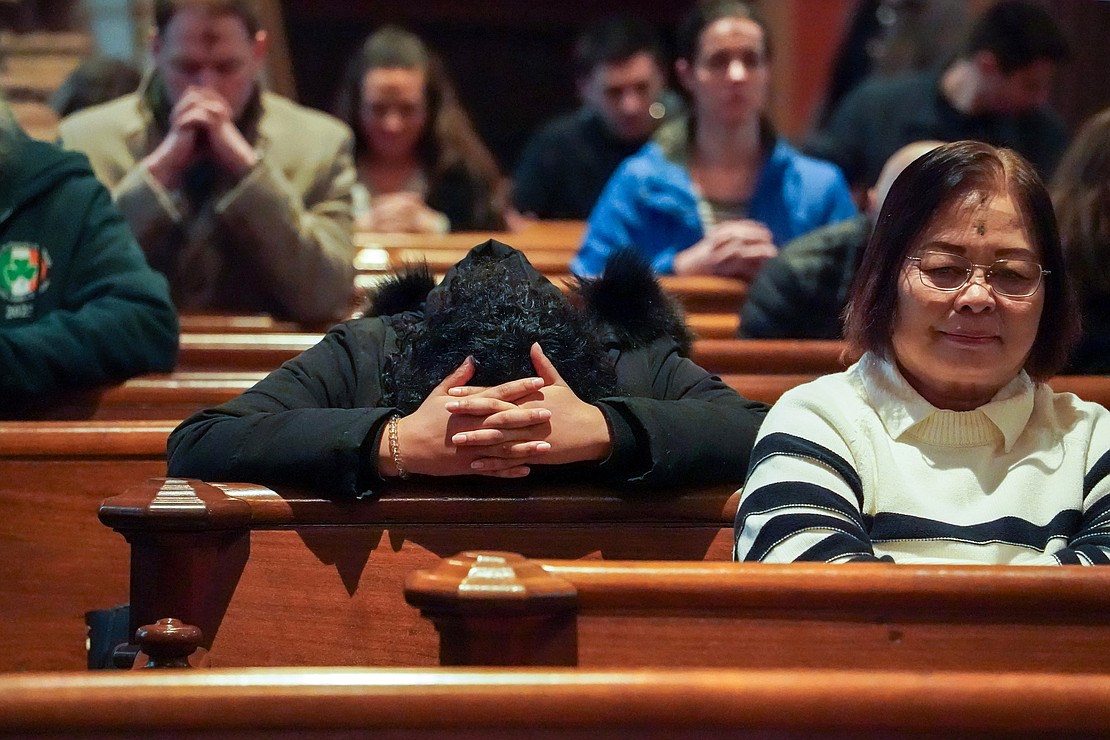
(734, 353, 1110, 565)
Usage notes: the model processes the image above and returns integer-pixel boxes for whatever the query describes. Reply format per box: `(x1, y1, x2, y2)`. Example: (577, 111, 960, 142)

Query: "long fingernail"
(446, 400, 460, 410)
(452, 433, 467, 444)
(471, 460, 485, 470)
(536, 442, 551, 451)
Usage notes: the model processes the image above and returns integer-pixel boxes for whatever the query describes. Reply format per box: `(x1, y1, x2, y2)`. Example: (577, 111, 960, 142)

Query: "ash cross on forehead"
(975, 219, 987, 236)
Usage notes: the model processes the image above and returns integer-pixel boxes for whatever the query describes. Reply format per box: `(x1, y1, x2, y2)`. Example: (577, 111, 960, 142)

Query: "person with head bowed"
(1051, 107, 1110, 374)
(335, 25, 505, 233)
(58, 0, 357, 325)
(734, 140, 1110, 565)
(168, 240, 768, 497)
(572, 0, 856, 280)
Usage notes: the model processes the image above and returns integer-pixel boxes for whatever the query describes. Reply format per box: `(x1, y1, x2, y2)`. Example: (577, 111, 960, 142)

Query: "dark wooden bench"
(21, 370, 1110, 423)
(0, 421, 175, 670)
(98, 477, 738, 668)
(3, 665, 1109, 738)
(354, 271, 750, 315)
(406, 551, 1110, 673)
(173, 334, 842, 374)
(354, 221, 586, 253)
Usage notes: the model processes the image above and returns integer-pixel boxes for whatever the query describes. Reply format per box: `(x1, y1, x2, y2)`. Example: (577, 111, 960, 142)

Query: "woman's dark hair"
(1051, 107, 1110, 305)
(844, 140, 1080, 382)
(334, 26, 502, 198)
(675, 0, 772, 66)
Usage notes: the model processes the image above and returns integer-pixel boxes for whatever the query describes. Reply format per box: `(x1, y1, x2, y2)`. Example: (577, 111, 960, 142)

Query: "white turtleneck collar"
(858, 353, 1035, 453)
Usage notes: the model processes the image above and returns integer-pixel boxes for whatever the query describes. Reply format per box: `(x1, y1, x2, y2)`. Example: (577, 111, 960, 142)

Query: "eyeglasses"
(906, 251, 1049, 298)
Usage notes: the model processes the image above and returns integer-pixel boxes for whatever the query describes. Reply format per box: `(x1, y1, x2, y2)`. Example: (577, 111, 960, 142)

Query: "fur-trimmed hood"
(365, 239, 691, 414)
(366, 239, 691, 354)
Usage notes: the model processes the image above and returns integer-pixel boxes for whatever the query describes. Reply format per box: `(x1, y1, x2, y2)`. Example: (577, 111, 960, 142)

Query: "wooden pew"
(3, 667, 1110, 738)
(406, 551, 1110, 674)
(354, 272, 750, 315)
(98, 477, 737, 668)
(354, 221, 586, 252)
(0, 421, 175, 670)
(22, 369, 1107, 425)
(173, 334, 844, 375)
(176, 332, 318, 371)
(178, 313, 316, 333)
(23, 364, 1105, 425)
(353, 223, 585, 274)
(15, 372, 265, 421)
(349, 226, 750, 312)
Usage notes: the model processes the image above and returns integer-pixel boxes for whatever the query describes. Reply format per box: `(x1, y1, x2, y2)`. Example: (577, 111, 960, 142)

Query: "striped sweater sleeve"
(1048, 443, 1110, 565)
(734, 386, 881, 563)
(1009, 401, 1110, 566)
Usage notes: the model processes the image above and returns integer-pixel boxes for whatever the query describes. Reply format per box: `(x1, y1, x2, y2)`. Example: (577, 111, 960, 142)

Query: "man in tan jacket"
(60, 0, 356, 325)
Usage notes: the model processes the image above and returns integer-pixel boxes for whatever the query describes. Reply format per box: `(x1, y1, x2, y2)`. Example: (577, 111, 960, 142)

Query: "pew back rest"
(406, 551, 1110, 672)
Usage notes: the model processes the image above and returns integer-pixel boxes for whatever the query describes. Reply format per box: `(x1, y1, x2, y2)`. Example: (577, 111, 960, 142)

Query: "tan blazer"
(59, 86, 357, 324)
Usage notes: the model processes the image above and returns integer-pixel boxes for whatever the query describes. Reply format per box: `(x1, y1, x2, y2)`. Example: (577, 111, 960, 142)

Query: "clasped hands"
(672, 219, 778, 281)
(145, 86, 258, 189)
(380, 343, 613, 479)
(362, 192, 448, 234)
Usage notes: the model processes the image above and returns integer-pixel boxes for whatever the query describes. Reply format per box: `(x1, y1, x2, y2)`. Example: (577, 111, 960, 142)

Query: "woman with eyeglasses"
(572, 0, 856, 280)
(734, 140, 1110, 565)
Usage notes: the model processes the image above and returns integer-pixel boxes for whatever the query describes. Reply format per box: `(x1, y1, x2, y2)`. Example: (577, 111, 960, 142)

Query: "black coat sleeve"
(593, 338, 769, 487)
(167, 320, 395, 497)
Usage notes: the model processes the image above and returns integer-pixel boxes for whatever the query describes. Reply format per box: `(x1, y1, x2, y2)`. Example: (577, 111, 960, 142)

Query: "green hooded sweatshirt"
(0, 122, 178, 408)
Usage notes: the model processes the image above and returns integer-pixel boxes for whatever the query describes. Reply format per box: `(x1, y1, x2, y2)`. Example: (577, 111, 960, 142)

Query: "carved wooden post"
(405, 551, 578, 666)
(135, 618, 203, 668)
(99, 478, 252, 668)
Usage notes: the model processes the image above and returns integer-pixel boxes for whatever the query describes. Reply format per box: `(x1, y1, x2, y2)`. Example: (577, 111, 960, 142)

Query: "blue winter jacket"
(572, 126, 857, 277)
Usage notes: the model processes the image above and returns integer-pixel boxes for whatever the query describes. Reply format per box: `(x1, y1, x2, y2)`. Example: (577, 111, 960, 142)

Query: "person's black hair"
(963, 0, 1069, 73)
(844, 140, 1080, 382)
(572, 14, 666, 80)
(384, 257, 620, 413)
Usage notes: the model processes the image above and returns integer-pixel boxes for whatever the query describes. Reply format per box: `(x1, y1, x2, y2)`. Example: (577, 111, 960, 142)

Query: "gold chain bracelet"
(388, 414, 410, 480)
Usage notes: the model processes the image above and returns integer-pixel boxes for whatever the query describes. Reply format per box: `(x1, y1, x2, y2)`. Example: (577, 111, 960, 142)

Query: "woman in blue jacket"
(573, 0, 857, 279)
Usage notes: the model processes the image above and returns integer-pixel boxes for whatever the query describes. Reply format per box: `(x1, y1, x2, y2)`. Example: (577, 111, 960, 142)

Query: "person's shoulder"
(758, 368, 865, 438)
(8, 136, 102, 202)
(771, 139, 851, 188)
(528, 109, 586, 144)
(611, 140, 679, 184)
(260, 92, 352, 145)
(1034, 383, 1110, 440)
(846, 70, 937, 104)
(774, 214, 868, 266)
(57, 92, 143, 142)
(1017, 105, 1068, 138)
